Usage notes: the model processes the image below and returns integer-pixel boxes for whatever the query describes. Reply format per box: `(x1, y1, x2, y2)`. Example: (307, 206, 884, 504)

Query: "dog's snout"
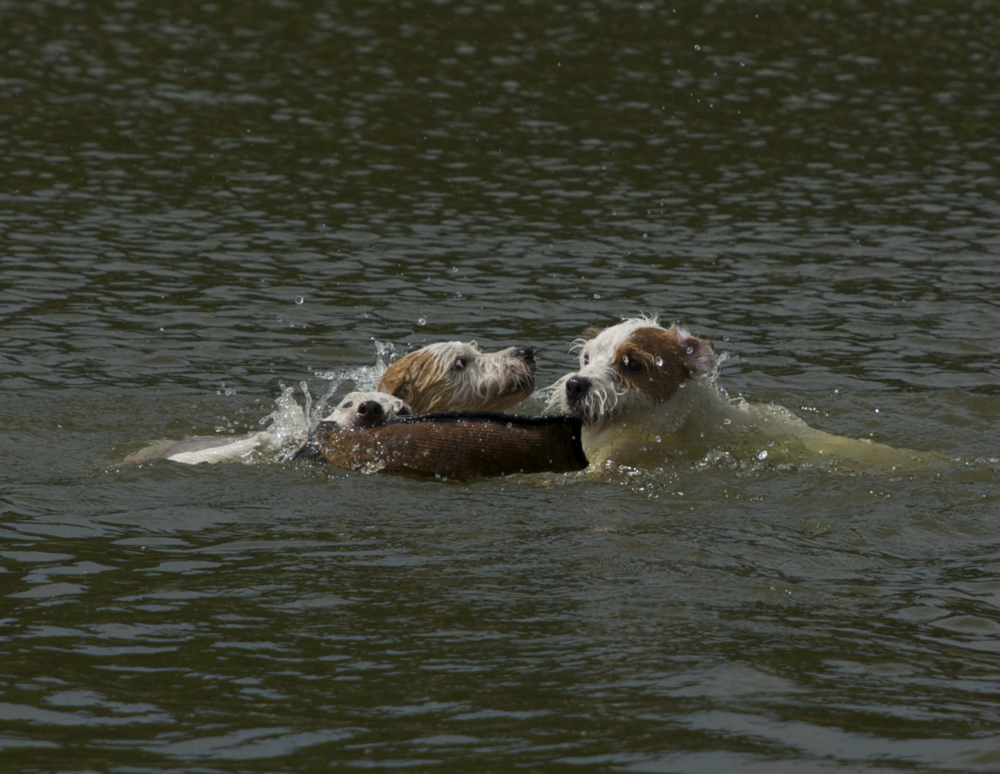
(565, 375, 591, 402)
(356, 400, 386, 427)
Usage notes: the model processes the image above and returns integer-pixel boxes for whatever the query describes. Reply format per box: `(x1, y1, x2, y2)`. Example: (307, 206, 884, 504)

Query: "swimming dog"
(377, 341, 536, 413)
(547, 316, 938, 471)
(325, 391, 412, 428)
(124, 390, 411, 465)
(546, 317, 716, 467)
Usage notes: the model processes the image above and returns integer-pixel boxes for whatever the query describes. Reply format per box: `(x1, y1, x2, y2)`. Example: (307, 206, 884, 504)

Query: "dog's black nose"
(356, 400, 386, 427)
(565, 375, 591, 402)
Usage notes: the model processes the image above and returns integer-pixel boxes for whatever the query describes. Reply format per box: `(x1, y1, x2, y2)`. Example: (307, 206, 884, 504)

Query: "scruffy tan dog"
(378, 341, 536, 414)
(547, 316, 941, 472)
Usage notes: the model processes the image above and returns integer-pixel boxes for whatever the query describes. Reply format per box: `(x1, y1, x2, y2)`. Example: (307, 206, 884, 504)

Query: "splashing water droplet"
(417, 317, 427, 326)
(295, 296, 305, 305)
(655, 357, 663, 367)
(757, 450, 768, 460)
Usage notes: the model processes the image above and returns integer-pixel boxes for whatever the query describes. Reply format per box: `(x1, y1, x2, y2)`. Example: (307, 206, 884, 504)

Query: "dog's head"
(377, 341, 536, 414)
(547, 317, 716, 427)
(323, 391, 412, 429)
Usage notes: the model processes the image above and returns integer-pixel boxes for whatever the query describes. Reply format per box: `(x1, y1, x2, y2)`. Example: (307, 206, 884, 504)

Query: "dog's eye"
(341, 401, 353, 409)
(452, 357, 468, 372)
(396, 406, 412, 416)
(623, 354, 643, 372)
(582, 353, 590, 365)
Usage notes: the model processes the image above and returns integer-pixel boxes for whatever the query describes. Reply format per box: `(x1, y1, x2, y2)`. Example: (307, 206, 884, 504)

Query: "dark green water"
(3, 1, 1000, 771)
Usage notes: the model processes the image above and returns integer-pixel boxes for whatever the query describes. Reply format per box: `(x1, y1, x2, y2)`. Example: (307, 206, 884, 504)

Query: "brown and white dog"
(547, 316, 938, 471)
(546, 317, 717, 467)
(378, 341, 536, 414)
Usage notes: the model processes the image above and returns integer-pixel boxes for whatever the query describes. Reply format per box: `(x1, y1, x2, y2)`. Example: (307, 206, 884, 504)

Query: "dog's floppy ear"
(680, 334, 716, 376)
(377, 364, 412, 405)
(583, 327, 602, 340)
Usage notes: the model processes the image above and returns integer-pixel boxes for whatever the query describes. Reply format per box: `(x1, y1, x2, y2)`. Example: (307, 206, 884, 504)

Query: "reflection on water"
(2, 1, 1000, 771)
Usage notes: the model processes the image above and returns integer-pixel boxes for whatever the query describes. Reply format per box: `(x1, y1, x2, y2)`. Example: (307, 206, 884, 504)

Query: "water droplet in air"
(295, 296, 305, 305)
(757, 450, 768, 460)
(417, 317, 427, 326)
(655, 357, 663, 367)
(722, 418, 731, 425)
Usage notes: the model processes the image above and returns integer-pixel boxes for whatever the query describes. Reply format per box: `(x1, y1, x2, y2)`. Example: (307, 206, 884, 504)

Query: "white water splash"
(126, 342, 404, 466)
(259, 341, 401, 462)
(313, 340, 398, 416)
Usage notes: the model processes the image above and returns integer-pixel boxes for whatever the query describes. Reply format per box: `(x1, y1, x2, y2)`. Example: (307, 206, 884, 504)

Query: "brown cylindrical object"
(297, 412, 588, 479)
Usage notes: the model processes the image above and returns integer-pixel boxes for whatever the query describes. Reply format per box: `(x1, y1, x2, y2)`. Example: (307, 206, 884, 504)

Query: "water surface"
(2, 1, 1000, 771)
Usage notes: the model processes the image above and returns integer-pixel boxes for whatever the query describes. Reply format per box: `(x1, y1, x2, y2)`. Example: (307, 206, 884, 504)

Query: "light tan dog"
(124, 390, 411, 465)
(378, 341, 536, 413)
(324, 391, 412, 428)
(547, 316, 940, 471)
